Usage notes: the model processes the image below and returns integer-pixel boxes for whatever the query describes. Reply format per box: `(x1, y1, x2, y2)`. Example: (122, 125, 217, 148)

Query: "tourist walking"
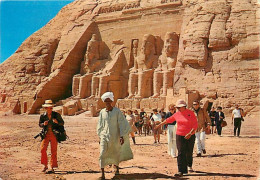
(139, 108, 146, 119)
(126, 109, 137, 144)
(38, 100, 64, 173)
(215, 106, 225, 136)
(160, 108, 167, 135)
(166, 104, 177, 158)
(97, 92, 133, 180)
(191, 100, 211, 157)
(156, 99, 198, 177)
(151, 109, 162, 143)
(232, 104, 244, 137)
(134, 110, 142, 135)
(209, 107, 217, 134)
(142, 113, 151, 136)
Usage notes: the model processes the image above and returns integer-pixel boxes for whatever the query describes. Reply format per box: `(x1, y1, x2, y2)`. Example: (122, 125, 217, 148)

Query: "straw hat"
(175, 99, 187, 108)
(42, 100, 54, 108)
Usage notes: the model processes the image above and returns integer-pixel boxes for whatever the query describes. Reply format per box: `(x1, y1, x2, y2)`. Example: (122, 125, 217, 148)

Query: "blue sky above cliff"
(0, 0, 73, 63)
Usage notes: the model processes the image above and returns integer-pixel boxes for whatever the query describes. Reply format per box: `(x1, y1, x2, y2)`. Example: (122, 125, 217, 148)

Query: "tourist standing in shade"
(156, 99, 198, 177)
(191, 100, 211, 157)
(232, 104, 245, 137)
(39, 100, 64, 173)
(97, 92, 133, 180)
(215, 106, 225, 136)
(209, 107, 217, 134)
(166, 104, 177, 158)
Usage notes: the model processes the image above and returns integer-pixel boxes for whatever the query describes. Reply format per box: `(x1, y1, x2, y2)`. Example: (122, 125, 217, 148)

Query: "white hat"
(175, 99, 187, 108)
(42, 99, 54, 107)
(101, 92, 114, 102)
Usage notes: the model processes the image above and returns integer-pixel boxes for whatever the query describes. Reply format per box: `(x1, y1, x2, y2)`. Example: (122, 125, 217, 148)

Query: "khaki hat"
(176, 99, 187, 108)
(42, 99, 54, 108)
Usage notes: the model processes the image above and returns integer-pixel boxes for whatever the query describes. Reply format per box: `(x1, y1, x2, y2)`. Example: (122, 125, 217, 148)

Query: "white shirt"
(232, 109, 242, 118)
(152, 113, 162, 122)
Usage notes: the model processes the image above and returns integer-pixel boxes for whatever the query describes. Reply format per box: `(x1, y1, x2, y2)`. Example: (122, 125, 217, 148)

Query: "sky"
(0, 0, 74, 63)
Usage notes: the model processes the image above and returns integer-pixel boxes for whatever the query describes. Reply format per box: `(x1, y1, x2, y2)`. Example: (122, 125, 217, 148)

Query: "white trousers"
(195, 131, 206, 154)
(167, 125, 177, 157)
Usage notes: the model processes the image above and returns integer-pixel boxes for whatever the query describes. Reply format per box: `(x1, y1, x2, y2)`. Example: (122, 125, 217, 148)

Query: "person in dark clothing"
(160, 108, 167, 135)
(39, 100, 64, 173)
(209, 107, 217, 134)
(215, 106, 225, 136)
(231, 104, 245, 137)
(139, 108, 146, 119)
(156, 99, 198, 177)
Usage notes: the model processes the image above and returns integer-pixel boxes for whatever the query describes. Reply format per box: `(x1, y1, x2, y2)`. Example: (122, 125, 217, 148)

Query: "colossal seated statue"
(128, 34, 159, 98)
(72, 34, 103, 98)
(90, 49, 129, 99)
(153, 32, 179, 97)
(80, 34, 101, 75)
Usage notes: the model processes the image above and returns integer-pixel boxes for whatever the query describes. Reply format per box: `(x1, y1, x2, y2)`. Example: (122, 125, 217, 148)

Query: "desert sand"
(0, 112, 259, 180)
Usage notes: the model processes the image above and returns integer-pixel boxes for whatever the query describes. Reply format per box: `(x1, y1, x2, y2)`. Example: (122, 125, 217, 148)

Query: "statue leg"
(98, 76, 108, 98)
(128, 73, 136, 98)
(153, 72, 161, 98)
(90, 76, 99, 98)
(162, 70, 175, 96)
(136, 72, 144, 98)
(79, 74, 92, 98)
(162, 70, 174, 96)
(72, 76, 80, 97)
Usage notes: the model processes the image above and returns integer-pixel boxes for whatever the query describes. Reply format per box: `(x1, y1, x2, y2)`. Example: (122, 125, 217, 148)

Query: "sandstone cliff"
(0, 0, 259, 115)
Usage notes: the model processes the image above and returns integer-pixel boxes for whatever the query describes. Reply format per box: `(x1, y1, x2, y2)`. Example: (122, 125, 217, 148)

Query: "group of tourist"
(37, 91, 246, 179)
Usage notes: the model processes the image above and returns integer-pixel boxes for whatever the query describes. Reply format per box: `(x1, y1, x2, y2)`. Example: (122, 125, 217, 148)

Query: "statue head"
(91, 34, 98, 41)
(141, 34, 155, 56)
(85, 34, 99, 61)
(132, 39, 138, 48)
(164, 32, 179, 57)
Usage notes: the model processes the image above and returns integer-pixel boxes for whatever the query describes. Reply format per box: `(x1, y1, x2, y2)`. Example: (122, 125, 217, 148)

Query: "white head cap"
(175, 99, 187, 108)
(101, 92, 114, 102)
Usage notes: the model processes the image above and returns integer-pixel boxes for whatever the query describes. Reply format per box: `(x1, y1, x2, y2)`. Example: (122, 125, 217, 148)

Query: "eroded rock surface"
(0, 0, 259, 115)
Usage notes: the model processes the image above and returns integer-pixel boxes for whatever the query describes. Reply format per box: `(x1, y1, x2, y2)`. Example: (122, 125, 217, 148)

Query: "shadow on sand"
(47, 170, 256, 179)
(190, 171, 256, 178)
(111, 171, 256, 180)
(110, 173, 184, 180)
(226, 135, 260, 139)
(53, 170, 100, 175)
(203, 153, 247, 158)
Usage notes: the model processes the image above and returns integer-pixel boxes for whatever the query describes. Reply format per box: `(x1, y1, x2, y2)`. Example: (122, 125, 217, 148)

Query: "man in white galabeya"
(97, 92, 133, 180)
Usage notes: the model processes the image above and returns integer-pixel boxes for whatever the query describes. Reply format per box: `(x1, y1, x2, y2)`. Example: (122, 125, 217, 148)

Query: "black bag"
(54, 126, 68, 142)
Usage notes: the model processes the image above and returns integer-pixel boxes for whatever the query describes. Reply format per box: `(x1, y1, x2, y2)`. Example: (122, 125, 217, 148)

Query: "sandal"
(45, 168, 55, 174)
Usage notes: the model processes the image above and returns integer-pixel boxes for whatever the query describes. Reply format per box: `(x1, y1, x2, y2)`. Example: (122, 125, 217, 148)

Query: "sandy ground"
(0, 112, 259, 180)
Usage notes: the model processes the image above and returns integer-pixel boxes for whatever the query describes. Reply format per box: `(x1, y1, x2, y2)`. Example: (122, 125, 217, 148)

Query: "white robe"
(97, 107, 133, 168)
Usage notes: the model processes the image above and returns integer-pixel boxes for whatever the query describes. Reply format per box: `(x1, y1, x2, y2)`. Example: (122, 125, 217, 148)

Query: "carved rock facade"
(0, 0, 259, 115)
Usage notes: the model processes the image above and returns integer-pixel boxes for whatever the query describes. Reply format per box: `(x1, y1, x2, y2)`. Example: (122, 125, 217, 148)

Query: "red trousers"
(41, 131, 58, 168)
